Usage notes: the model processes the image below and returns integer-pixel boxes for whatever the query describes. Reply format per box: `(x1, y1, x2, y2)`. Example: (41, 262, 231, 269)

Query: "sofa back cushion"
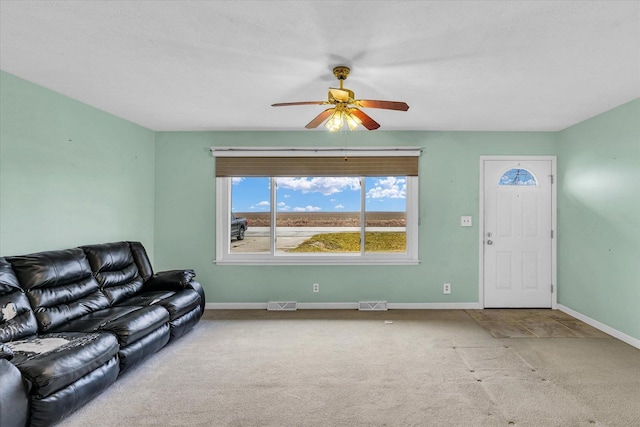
(128, 241, 154, 282)
(6, 249, 109, 333)
(0, 258, 38, 342)
(82, 242, 144, 305)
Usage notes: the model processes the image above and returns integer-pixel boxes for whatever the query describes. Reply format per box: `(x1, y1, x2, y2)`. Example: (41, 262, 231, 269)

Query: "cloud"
(250, 200, 269, 211)
(277, 177, 360, 196)
(334, 204, 345, 209)
(231, 177, 244, 185)
(366, 177, 406, 199)
(277, 201, 290, 211)
(293, 205, 322, 212)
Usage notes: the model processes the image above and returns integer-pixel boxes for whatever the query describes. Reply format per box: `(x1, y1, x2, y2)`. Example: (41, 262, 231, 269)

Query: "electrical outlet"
(460, 216, 472, 227)
(443, 283, 451, 294)
(313, 283, 319, 293)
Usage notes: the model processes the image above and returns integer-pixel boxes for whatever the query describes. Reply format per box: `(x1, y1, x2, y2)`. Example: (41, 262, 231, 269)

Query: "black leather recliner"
(0, 242, 205, 426)
(83, 242, 204, 341)
(8, 247, 171, 375)
(0, 257, 120, 426)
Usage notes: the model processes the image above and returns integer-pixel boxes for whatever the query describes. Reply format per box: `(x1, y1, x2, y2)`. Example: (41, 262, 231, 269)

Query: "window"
(274, 176, 362, 254)
(499, 168, 537, 186)
(213, 147, 420, 265)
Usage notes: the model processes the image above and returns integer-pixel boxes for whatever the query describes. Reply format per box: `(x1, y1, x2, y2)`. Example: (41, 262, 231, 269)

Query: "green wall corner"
(0, 71, 156, 257)
(557, 98, 640, 340)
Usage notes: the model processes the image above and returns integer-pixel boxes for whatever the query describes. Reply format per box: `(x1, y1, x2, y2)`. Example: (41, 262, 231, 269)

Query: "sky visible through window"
(231, 177, 407, 212)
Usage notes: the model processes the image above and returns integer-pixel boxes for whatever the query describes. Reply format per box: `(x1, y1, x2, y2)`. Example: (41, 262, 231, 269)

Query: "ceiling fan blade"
(305, 108, 335, 129)
(271, 101, 326, 107)
(350, 109, 380, 130)
(329, 88, 351, 103)
(355, 100, 410, 111)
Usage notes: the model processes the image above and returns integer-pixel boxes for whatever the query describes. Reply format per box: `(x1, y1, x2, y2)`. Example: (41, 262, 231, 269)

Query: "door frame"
(478, 155, 558, 309)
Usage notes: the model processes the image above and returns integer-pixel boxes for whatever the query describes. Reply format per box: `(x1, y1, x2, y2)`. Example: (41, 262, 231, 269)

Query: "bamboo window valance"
(211, 147, 421, 177)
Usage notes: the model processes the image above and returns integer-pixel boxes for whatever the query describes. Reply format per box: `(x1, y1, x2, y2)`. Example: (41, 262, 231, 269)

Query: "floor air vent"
(267, 301, 298, 311)
(358, 301, 388, 311)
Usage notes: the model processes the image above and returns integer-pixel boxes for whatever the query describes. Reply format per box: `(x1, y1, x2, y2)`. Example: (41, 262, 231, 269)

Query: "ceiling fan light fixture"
(325, 109, 344, 132)
(345, 110, 361, 131)
(272, 65, 408, 131)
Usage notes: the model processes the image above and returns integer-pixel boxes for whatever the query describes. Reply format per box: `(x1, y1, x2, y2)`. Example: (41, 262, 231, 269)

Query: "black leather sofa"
(0, 242, 205, 427)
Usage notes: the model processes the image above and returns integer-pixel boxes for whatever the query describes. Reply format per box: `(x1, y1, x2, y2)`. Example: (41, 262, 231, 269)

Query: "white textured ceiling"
(1, 1, 638, 132)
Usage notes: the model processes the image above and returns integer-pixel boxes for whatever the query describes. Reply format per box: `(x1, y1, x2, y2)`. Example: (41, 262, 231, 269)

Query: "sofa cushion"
(99, 305, 169, 346)
(0, 291, 38, 342)
(6, 331, 119, 398)
(116, 290, 175, 308)
(7, 249, 110, 332)
(158, 289, 201, 319)
(0, 257, 21, 292)
(53, 305, 169, 346)
(118, 289, 201, 320)
(128, 241, 154, 281)
(1, 258, 39, 341)
(82, 242, 144, 305)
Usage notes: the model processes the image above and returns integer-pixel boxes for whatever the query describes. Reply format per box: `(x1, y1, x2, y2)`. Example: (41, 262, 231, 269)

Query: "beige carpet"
(59, 310, 640, 427)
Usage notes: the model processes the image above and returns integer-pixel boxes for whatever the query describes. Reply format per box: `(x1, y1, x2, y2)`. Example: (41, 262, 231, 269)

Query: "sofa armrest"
(0, 344, 14, 361)
(188, 279, 205, 317)
(145, 270, 196, 291)
(144, 270, 205, 317)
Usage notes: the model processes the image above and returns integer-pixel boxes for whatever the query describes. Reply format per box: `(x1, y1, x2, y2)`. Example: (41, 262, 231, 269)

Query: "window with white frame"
(213, 147, 421, 265)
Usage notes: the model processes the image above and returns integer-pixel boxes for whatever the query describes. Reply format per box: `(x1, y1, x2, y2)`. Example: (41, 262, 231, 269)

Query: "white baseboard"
(205, 302, 481, 310)
(558, 304, 640, 350)
(297, 302, 359, 309)
(387, 302, 482, 310)
(206, 303, 267, 310)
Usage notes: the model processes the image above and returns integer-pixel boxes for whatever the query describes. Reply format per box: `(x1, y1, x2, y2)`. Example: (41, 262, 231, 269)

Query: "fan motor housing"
(332, 66, 350, 80)
(328, 88, 354, 103)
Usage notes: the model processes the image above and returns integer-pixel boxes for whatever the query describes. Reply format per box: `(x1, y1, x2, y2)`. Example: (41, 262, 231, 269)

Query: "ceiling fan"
(271, 66, 409, 131)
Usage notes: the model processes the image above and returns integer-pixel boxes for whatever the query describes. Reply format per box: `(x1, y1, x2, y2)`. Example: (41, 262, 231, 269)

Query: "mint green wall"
(557, 99, 640, 340)
(154, 131, 556, 305)
(3, 68, 637, 343)
(0, 71, 156, 257)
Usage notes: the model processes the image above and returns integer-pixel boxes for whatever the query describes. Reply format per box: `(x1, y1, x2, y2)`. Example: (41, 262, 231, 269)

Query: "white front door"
(483, 159, 554, 308)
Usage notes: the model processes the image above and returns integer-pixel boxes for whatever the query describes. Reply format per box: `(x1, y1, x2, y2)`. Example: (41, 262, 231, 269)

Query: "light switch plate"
(461, 216, 472, 227)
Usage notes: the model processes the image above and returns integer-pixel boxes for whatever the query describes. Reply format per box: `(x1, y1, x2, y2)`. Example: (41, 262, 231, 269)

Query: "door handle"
(487, 240, 493, 245)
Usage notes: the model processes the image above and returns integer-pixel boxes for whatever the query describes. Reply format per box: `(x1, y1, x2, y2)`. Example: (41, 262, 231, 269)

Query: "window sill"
(215, 257, 421, 266)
